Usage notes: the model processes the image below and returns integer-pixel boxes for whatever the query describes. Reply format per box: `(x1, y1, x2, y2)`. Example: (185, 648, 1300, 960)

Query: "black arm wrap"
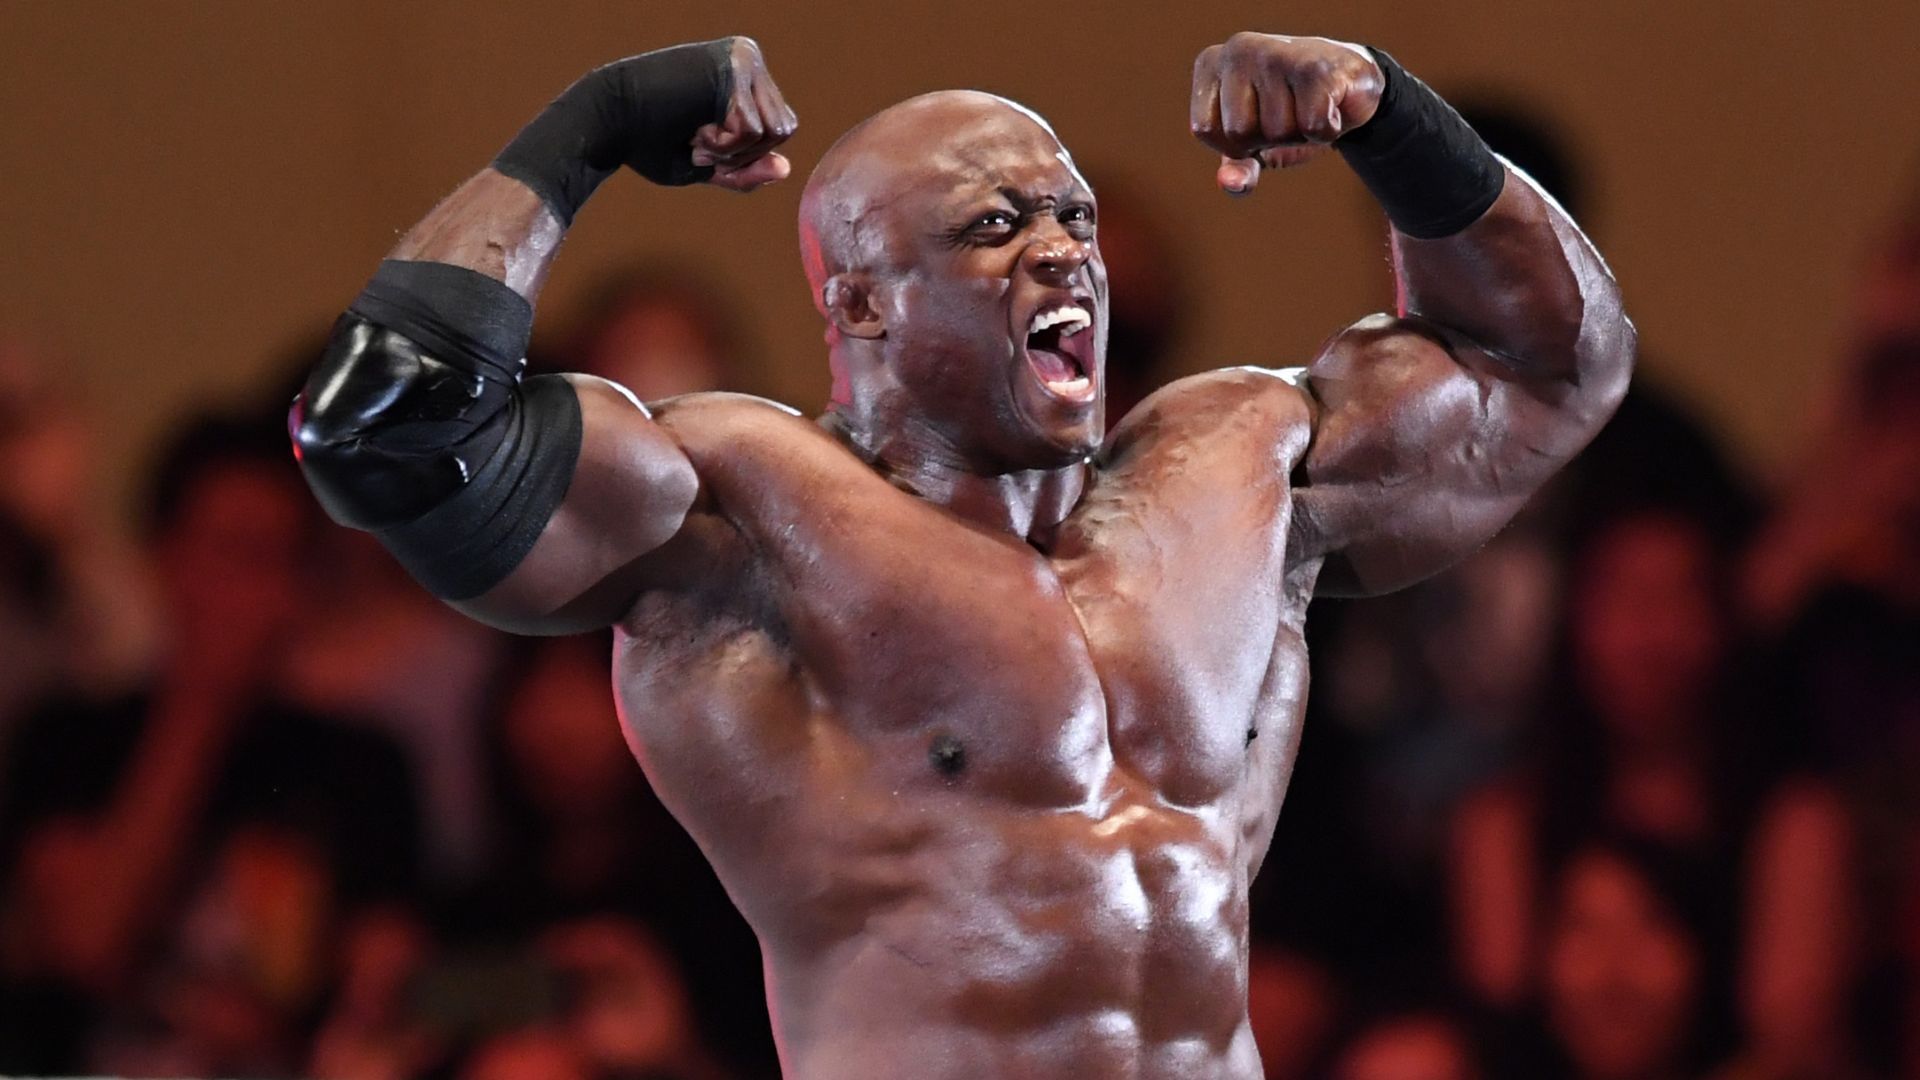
(492, 39, 735, 225)
(1336, 48, 1506, 240)
(290, 260, 582, 601)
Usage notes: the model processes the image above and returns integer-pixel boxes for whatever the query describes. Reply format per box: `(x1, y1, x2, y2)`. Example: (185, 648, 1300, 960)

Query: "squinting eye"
(975, 211, 1016, 230)
(1060, 206, 1093, 224)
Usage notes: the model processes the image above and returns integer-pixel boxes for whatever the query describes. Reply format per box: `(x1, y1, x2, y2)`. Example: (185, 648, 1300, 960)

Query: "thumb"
(1217, 155, 1260, 195)
(709, 152, 792, 193)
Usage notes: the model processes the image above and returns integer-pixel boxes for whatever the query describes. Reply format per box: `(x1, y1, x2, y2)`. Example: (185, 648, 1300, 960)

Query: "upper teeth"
(1029, 306, 1091, 338)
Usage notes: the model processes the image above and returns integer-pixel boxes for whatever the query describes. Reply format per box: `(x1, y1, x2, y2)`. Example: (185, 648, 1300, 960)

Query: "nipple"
(928, 733, 966, 778)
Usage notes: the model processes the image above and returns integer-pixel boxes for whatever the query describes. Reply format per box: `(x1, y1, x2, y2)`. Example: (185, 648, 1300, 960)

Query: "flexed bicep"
(1289, 172, 1634, 598)
(1185, 33, 1632, 597)
(1289, 313, 1594, 597)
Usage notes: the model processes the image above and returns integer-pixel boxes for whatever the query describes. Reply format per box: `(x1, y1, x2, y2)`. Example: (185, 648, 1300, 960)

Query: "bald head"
(795, 90, 1106, 468)
(799, 91, 1073, 306)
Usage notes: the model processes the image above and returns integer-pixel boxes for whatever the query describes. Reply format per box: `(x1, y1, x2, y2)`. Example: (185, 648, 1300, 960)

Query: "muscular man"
(293, 33, 1631, 1078)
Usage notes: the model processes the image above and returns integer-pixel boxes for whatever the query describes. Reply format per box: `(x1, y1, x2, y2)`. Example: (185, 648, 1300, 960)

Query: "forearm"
(389, 168, 566, 300)
(44, 692, 239, 984)
(1340, 52, 1630, 390)
(1392, 170, 1626, 390)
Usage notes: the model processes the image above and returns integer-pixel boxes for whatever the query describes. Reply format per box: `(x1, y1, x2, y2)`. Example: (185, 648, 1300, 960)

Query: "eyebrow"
(995, 183, 1091, 208)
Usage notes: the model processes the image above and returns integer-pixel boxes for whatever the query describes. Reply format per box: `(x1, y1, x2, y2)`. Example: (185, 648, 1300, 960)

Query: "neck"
(821, 408, 1087, 542)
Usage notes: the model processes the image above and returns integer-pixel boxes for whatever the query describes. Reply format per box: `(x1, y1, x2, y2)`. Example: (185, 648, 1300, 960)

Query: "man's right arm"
(291, 38, 795, 634)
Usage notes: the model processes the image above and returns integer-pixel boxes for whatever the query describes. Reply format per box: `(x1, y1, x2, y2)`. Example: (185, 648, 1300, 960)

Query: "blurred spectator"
(0, 512, 61, 748)
(307, 907, 442, 1080)
(461, 1025, 595, 1080)
(315, 910, 731, 1080)
(1451, 507, 1855, 1075)
(1847, 192, 1920, 343)
(281, 523, 507, 890)
(0, 415, 421, 1075)
(0, 338, 156, 695)
(1745, 182, 1920, 629)
(439, 633, 773, 1076)
(1743, 195, 1920, 1075)
(1246, 944, 1338, 1079)
(264, 329, 511, 890)
(1324, 1008, 1485, 1080)
(449, 635, 708, 935)
(531, 916, 729, 1080)
(1745, 326, 1920, 637)
(1535, 839, 1724, 1079)
(1337, 526, 1560, 895)
(567, 262, 751, 400)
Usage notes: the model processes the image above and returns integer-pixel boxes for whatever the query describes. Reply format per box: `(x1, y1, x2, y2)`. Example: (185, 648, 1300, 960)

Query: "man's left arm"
(1192, 34, 1635, 596)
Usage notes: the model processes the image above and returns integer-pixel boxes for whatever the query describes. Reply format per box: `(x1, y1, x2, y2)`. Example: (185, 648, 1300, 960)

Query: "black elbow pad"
(293, 314, 501, 530)
(291, 261, 582, 600)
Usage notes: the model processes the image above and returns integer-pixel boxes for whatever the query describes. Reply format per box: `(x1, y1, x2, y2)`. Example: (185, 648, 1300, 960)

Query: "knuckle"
(1300, 55, 1338, 83)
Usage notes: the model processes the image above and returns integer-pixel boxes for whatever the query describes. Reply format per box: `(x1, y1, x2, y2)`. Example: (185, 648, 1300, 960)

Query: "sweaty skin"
(365, 36, 1631, 1080)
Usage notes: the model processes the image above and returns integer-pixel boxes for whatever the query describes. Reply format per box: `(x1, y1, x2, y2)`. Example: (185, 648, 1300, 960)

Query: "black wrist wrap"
(1336, 48, 1505, 240)
(292, 260, 582, 601)
(492, 39, 734, 225)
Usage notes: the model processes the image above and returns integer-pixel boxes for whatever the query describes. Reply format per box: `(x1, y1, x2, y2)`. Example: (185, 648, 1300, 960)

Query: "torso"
(613, 369, 1317, 1079)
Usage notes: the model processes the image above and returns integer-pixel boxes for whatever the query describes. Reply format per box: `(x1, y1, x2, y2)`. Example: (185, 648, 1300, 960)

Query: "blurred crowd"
(0, 111, 1916, 1080)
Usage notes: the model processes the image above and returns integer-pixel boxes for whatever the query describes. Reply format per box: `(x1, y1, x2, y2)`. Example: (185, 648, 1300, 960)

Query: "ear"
(823, 273, 886, 340)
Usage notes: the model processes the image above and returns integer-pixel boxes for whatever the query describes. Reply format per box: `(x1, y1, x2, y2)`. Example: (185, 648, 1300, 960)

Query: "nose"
(1021, 216, 1091, 285)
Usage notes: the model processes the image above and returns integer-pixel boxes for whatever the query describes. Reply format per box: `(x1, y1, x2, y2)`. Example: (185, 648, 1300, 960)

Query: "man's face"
(157, 461, 308, 667)
(1570, 515, 1722, 741)
(862, 108, 1111, 471)
(1544, 851, 1699, 1078)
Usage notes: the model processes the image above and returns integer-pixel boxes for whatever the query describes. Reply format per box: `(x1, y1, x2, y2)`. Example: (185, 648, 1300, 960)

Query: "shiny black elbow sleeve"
(290, 260, 582, 601)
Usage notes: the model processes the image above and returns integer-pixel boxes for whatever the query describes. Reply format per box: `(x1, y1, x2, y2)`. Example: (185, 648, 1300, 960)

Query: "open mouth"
(1023, 303, 1095, 402)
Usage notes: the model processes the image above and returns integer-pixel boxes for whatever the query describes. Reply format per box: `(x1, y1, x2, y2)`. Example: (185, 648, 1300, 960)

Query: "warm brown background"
(3, 1, 1917, 517)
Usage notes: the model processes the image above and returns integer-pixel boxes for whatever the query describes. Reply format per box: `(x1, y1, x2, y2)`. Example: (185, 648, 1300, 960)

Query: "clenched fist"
(691, 37, 799, 192)
(493, 36, 801, 224)
(1189, 34, 1383, 194)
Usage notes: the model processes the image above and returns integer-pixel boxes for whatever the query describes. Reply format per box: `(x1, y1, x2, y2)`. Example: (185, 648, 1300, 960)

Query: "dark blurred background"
(2, 2, 1918, 1078)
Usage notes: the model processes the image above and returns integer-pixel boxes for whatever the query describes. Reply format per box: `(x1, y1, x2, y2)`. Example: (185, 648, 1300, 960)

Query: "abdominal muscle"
(754, 787, 1264, 1080)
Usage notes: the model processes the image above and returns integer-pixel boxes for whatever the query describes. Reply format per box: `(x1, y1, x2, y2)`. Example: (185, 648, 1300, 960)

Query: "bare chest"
(762, 462, 1306, 814)
(619, 377, 1315, 842)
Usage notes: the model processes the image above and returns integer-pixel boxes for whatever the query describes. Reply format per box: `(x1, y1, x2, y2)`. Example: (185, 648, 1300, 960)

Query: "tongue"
(1028, 341, 1077, 382)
